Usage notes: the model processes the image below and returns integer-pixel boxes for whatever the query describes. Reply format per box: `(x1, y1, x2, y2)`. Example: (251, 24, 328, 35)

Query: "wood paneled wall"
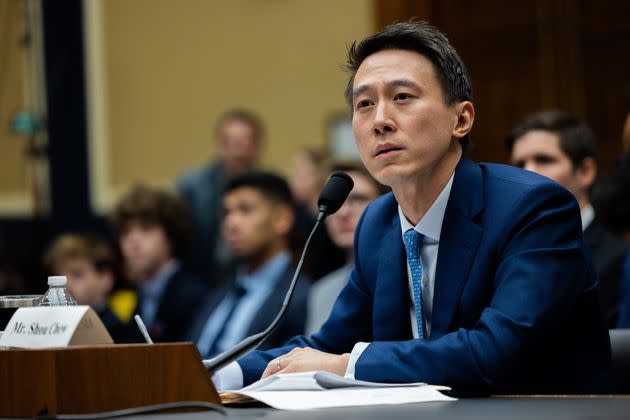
(0, 0, 31, 215)
(376, 0, 630, 167)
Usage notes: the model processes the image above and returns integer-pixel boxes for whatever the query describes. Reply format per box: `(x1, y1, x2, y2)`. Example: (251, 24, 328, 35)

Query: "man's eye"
(535, 156, 556, 165)
(395, 93, 412, 100)
(356, 99, 371, 109)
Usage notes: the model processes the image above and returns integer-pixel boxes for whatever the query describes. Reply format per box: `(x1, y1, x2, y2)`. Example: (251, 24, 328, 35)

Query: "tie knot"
(233, 284, 247, 298)
(403, 229, 423, 260)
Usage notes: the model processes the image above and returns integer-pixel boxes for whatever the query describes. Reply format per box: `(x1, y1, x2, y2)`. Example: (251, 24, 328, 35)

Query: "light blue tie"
(403, 228, 424, 339)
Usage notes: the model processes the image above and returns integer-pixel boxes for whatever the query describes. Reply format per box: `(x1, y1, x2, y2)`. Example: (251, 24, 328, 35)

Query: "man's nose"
(336, 202, 352, 218)
(523, 161, 538, 173)
(373, 102, 396, 135)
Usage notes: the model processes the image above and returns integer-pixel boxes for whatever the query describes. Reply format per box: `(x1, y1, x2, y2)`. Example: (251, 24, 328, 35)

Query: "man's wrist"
(337, 353, 351, 375)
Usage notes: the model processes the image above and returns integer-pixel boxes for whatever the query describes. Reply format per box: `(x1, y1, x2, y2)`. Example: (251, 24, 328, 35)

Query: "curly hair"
(110, 185, 192, 258)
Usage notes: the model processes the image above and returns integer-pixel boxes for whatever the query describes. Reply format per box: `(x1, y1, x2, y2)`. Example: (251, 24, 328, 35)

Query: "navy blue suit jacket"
(117, 268, 208, 343)
(238, 157, 611, 393)
(188, 263, 311, 356)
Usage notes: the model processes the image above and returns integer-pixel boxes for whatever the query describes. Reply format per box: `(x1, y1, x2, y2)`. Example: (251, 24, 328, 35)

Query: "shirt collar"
(398, 172, 455, 241)
(141, 259, 179, 299)
(581, 203, 595, 232)
(236, 251, 291, 293)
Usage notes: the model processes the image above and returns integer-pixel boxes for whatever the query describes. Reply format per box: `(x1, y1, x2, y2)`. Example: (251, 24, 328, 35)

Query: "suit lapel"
(431, 158, 484, 338)
(246, 265, 293, 337)
(188, 280, 232, 342)
(374, 212, 413, 340)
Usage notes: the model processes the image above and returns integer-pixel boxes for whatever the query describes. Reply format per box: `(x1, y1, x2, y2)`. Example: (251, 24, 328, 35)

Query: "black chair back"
(610, 329, 630, 392)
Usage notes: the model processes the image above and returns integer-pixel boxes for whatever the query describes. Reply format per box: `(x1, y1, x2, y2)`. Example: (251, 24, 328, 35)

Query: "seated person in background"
(43, 233, 125, 340)
(506, 110, 630, 327)
(289, 148, 329, 218)
(592, 115, 630, 327)
(289, 148, 346, 280)
(177, 109, 264, 279)
(110, 185, 208, 343)
(305, 161, 388, 335)
(188, 171, 310, 358)
(215, 20, 611, 394)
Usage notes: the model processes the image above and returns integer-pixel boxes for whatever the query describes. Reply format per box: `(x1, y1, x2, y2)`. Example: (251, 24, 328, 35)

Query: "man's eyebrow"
(390, 79, 420, 90)
(352, 79, 421, 98)
(352, 85, 368, 98)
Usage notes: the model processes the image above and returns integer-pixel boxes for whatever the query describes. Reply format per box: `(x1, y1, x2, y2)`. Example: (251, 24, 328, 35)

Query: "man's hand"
(261, 347, 350, 379)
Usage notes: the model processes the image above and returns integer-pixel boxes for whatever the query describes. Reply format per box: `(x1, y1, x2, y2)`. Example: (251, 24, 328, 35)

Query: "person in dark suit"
(506, 110, 630, 327)
(213, 20, 611, 394)
(110, 185, 208, 343)
(43, 233, 127, 341)
(188, 171, 309, 358)
(176, 110, 264, 279)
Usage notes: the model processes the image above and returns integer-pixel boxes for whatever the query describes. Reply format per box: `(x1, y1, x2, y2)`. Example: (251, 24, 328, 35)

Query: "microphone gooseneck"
(204, 172, 354, 374)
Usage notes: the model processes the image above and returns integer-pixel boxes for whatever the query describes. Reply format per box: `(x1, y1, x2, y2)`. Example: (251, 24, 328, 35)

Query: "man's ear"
(576, 156, 597, 190)
(453, 101, 475, 140)
(272, 205, 295, 237)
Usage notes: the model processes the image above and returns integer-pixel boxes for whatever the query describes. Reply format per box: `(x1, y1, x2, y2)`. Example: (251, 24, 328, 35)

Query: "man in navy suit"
(189, 171, 309, 358)
(215, 21, 611, 393)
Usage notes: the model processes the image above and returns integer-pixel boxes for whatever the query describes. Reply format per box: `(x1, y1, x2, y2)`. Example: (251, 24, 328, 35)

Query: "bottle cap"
(48, 276, 67, 286)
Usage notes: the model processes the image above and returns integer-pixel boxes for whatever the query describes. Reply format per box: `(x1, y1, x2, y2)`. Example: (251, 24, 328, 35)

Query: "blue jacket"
(238, 157, 612, 393)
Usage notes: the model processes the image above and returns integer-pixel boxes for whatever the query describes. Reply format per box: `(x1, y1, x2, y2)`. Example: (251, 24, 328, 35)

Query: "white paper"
(234, 385, 455, 410)
(224, 371, 455, 410)
(240, 371, 425, 392)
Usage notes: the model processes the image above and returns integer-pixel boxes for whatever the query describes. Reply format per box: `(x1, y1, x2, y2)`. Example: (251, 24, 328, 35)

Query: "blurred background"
(1, 0, 629, 294)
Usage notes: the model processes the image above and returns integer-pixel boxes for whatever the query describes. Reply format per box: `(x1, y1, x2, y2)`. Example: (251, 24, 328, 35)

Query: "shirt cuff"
(212, 360, 244, 391)
(344, 342, 370, 379)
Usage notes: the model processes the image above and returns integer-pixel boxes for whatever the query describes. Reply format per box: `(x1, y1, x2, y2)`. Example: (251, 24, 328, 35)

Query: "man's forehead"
(515, 130, 563, 153)
(224, 187, 271, 207)
(352, 49, 437, 92)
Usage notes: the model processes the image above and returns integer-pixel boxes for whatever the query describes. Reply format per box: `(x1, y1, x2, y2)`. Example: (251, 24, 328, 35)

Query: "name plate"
(0, 306, 113, 348)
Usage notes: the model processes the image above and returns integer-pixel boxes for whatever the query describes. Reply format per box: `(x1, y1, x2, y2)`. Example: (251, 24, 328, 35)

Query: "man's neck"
(392, 143, 461, 225)
(136, 259, 175, 286)
(245, 242, 287, 274)
(576, 195, 590, 211)
(345, 248, 353, 264)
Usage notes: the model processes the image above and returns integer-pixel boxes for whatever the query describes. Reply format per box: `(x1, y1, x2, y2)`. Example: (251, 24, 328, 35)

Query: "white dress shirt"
(215, 172, 455, 389)
(345, 173, 454, 379)
(581, 203, 595, 232)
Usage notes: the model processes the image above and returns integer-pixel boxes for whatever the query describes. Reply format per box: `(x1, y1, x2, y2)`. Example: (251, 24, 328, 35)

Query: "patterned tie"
(403, 228, 425, 339)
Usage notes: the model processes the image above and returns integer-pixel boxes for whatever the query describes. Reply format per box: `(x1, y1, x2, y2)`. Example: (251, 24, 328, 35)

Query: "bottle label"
(0, 306, 113, 348)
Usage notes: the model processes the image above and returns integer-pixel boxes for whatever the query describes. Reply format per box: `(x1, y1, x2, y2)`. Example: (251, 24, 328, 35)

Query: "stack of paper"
(221, 371, 455, 409)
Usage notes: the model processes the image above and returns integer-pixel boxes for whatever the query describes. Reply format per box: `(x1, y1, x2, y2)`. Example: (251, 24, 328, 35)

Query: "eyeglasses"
(344, 193, 373, 210)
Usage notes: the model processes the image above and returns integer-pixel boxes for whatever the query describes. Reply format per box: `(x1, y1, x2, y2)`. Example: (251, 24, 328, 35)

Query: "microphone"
(204, 171, 354, 374)
(134, 315, 154, 344)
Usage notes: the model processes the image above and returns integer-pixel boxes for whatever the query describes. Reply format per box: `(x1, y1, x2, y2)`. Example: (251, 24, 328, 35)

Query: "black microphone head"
(317, 171, 354, 216)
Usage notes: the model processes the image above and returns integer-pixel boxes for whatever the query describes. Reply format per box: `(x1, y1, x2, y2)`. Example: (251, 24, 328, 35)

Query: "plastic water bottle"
(38, 276, 77, 306)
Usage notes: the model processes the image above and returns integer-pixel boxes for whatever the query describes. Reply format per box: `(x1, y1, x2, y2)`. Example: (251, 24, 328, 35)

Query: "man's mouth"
(374, 143, 403, 158)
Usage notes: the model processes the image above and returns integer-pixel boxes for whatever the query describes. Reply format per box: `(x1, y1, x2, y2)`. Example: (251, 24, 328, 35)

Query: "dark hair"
(216, 108, 265, 144)
(330, 160, 390, 196)
(44, 233, 116, 273)
(344, 20, 473, 145)
(505, 110, 597, 168)
(302, 147, 330, 172)
(110, 185, 191, 258)
(225, 171, 294, 207)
